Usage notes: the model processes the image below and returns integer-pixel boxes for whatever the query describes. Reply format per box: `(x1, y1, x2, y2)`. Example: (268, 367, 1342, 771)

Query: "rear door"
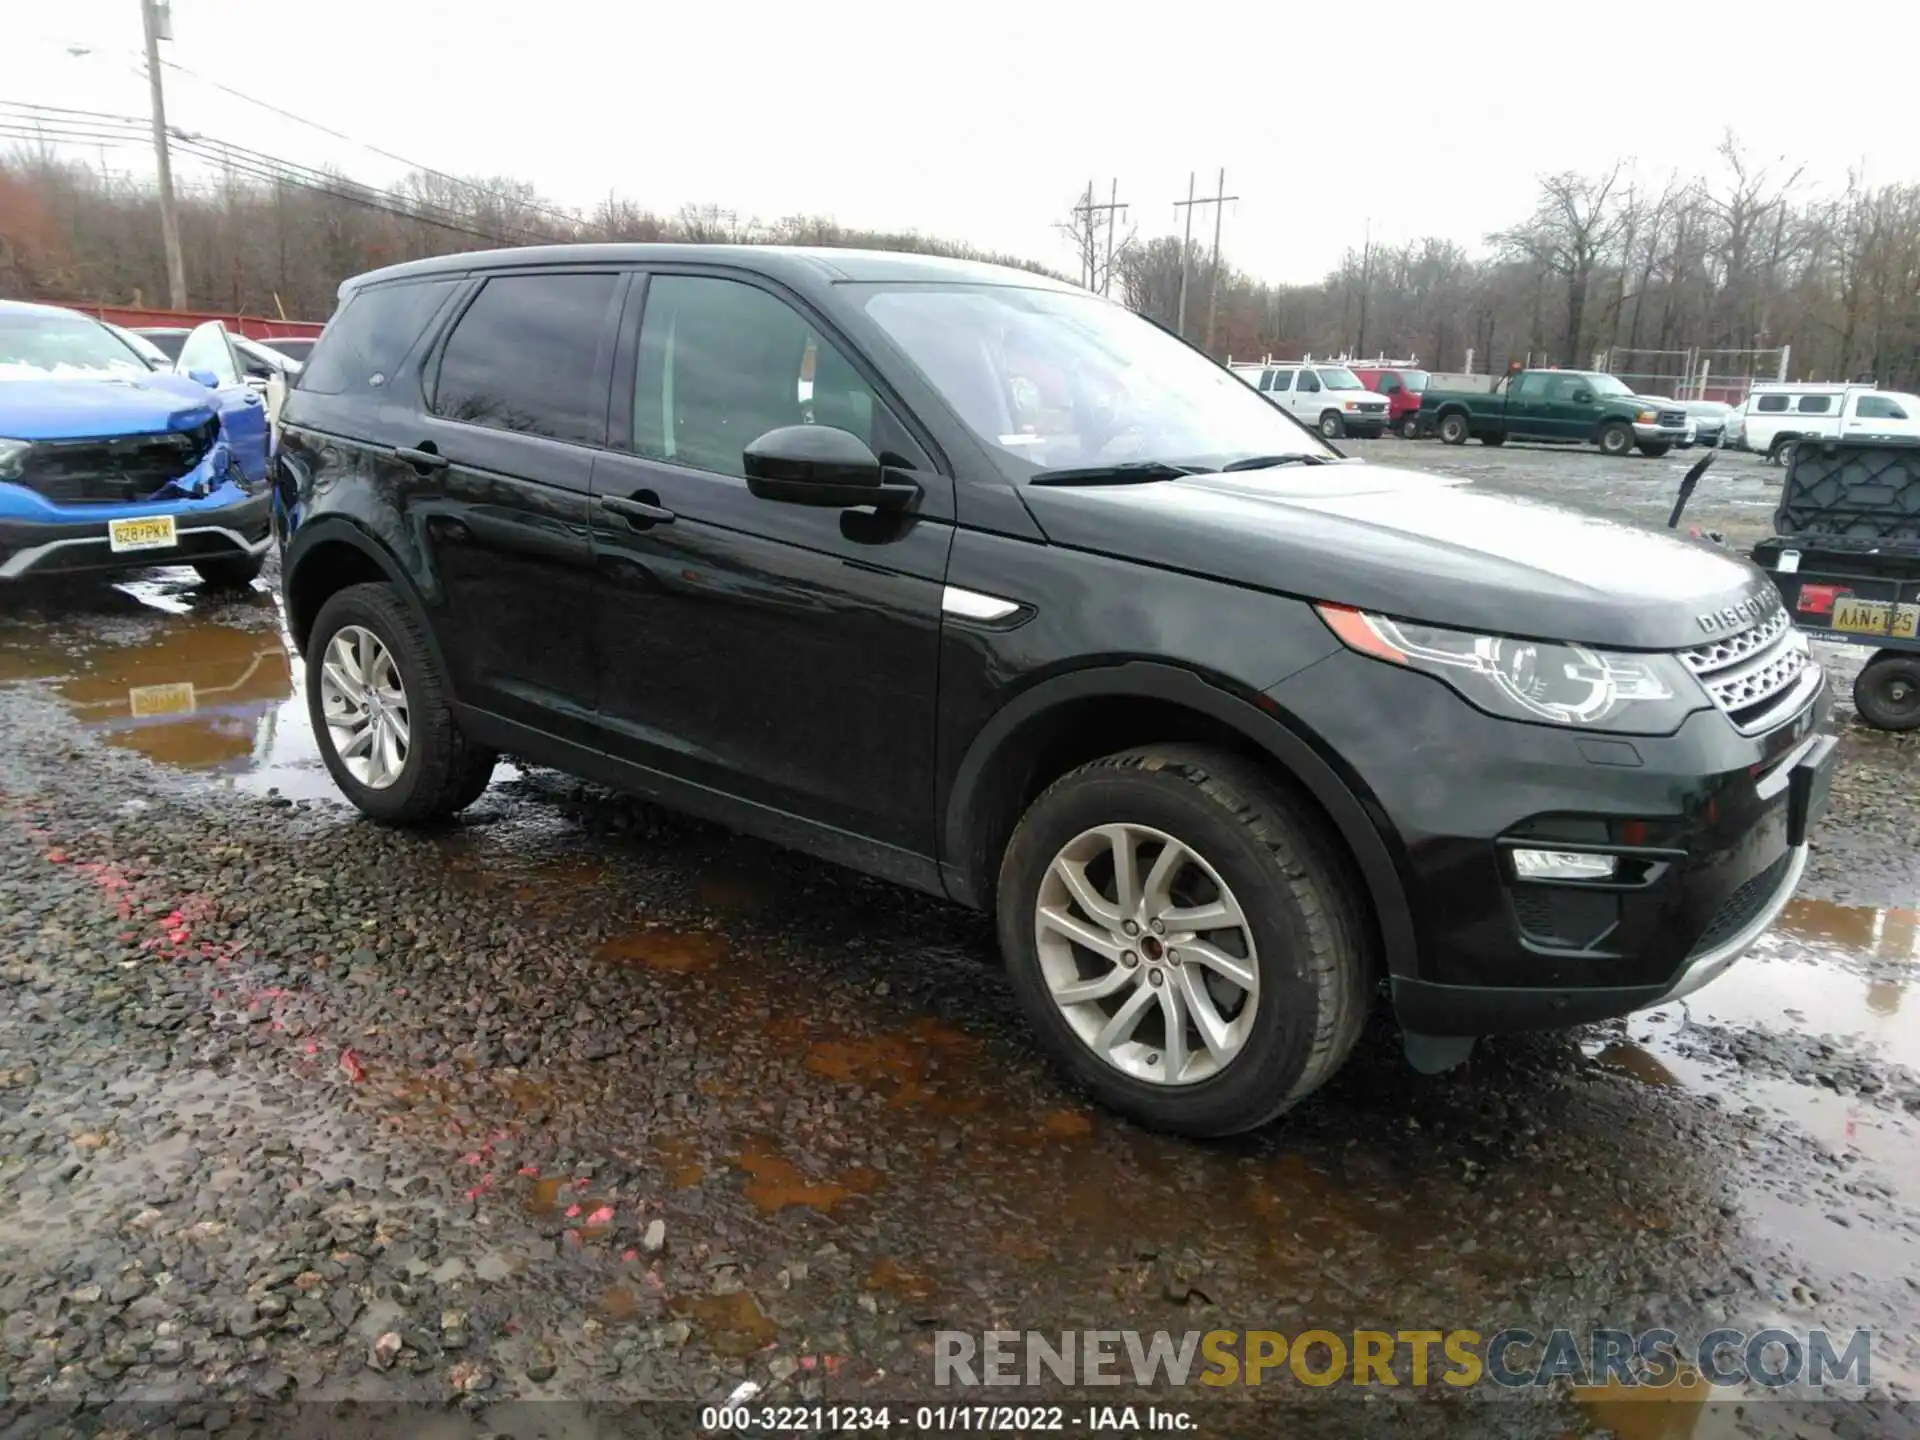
(175, 322, 269, 483)
(586, 268, 954, 857)
(406, 268, 623, 739)
(1502, 370, 1555, 437)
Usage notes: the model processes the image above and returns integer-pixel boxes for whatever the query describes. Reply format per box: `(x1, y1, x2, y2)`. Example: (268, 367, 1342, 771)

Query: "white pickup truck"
(1738, 383, 1920, 465)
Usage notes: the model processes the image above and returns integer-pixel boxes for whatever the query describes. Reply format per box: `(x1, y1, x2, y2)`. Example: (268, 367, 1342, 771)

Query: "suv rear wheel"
(996, 745, 1370, 1137)
(307, 582, 497, 823)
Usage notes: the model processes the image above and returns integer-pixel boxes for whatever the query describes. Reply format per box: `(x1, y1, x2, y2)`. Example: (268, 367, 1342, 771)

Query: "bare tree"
(1492, 163, 1631, 366)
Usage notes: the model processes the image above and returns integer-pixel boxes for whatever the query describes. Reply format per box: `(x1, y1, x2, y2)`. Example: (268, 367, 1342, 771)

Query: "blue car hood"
(0, 375, 219, 441)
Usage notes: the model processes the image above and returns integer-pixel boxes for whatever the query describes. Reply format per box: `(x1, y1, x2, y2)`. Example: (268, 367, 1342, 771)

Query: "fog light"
(1512, 849, 1617, 882)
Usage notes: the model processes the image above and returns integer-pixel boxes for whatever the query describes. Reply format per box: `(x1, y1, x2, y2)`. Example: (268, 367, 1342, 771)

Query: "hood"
(0, 374, 219, 442)
(1018, 462, 1770, 651)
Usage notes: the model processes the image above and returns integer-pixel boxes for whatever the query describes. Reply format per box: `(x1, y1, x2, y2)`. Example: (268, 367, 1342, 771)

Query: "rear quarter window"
(299, 278, 459, 397)
(1755, 395, 1789, 413)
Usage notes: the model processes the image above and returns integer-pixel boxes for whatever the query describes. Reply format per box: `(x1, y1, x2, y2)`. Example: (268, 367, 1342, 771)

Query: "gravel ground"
(2, 450, 1918, 1440)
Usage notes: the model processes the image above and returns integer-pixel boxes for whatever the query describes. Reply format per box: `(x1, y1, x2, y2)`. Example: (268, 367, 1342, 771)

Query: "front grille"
(1358, 401, 1387, 414)
(1687, 852, 1792, 957)
(1677, 605, 1817, 733)
(1659, 409, 1687, 428)
(17, 417, 220, 504)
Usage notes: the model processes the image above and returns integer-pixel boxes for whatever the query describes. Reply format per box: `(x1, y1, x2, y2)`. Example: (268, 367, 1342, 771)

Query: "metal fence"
(1594, 346, 1790, 405)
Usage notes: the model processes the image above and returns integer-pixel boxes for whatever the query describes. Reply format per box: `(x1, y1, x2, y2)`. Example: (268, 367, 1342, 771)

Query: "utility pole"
(1354, 216, 1373, 358)
(139, 0, 187, 309)
(1071, 180, 1129, 295)
(1174, 169, 1238, 346)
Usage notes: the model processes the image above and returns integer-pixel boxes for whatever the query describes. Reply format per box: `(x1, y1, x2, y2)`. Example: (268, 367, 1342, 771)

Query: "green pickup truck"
(1419, 369, 1693, 457)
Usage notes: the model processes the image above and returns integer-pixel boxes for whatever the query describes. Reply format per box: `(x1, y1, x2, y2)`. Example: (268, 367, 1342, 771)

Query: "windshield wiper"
(1028, 461, 1210, 487)
(1219, 453, 1332, 472)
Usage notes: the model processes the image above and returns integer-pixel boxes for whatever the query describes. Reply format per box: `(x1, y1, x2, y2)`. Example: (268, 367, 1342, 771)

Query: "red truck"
(1348, 363, 1431, 439)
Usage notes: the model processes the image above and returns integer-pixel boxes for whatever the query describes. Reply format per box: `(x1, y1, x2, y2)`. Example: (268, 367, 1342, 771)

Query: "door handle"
(393, 445, 449, 471)
(600, 494, 675, 527)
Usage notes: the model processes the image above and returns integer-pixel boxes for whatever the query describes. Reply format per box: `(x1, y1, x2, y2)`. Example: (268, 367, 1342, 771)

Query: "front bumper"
(1632, 421, 1692, 443)
(0, 483, 271, 580)
(1267, 651, 1833, 1037)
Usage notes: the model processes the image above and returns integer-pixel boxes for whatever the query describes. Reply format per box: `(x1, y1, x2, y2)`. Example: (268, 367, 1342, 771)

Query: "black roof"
(342, 244, 1079, 300)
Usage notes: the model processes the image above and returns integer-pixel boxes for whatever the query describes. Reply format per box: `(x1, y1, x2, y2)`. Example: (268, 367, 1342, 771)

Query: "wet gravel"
(2, 451, 1920, 1440)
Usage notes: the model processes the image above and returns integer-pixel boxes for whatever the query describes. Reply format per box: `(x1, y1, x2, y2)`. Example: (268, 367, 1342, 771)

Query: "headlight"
(1635, 409, 1657, 424)
(0, 437, 28, 480)
(1317, 605, 1706, 733)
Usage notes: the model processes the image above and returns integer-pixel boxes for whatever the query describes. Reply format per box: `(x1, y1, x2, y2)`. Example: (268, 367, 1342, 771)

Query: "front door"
(175, 322, 269, 483)
(588, 270, 953, 858)
(403, 269, 622, 738)
(1290, 368, 1323, 426)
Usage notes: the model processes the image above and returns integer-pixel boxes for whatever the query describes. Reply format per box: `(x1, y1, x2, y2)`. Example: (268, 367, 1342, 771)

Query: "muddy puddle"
(0, 571, 524, 802)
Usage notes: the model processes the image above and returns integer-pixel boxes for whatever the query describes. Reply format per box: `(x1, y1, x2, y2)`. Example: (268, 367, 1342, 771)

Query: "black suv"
(276, 245, 1837, 1136)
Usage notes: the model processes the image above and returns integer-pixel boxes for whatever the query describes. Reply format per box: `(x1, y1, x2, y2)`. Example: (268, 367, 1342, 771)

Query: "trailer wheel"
(1853, 653, 1920, 731)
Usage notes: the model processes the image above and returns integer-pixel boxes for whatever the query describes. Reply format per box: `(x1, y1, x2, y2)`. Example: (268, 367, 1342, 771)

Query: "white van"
(1228, 361, 1390, 439)
(1738, 383, 1920, 464)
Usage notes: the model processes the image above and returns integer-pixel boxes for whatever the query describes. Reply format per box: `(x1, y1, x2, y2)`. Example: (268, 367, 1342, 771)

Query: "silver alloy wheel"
(319, 624, 410, 790)
(1034, 822, 1259, 1086)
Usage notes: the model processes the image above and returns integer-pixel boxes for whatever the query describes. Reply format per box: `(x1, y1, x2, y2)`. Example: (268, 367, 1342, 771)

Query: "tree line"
(3, 131, 1917, 390)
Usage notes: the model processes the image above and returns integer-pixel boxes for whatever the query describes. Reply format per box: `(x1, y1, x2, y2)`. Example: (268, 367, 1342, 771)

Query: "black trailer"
(1739, 438, 1920, 730)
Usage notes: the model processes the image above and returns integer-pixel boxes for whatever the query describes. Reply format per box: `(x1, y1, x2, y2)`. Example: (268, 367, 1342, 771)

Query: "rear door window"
(431, 273, 620, 445)
(300, 278, 458, 396)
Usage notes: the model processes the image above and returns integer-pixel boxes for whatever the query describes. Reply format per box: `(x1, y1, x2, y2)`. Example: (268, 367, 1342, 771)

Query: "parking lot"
(1, 440, 1917, 1438)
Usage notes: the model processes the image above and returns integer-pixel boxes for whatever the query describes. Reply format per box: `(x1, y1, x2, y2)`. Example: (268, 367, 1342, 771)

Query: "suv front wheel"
(997, 745, 1370, 1137)
(306, 582, 497, 823)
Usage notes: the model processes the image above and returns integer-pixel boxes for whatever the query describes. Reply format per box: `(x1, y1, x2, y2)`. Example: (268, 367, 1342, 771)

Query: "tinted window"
(1856, 395, 1909, 420)
(1797, 395, 1832, 414)
(633, 275, 884, 479)
(1296, 370, 1321, 393)
(1376, 373, 1401, 394)
(301, 278, 457, 397)
(1755, 395, 1789, 413)
(177, 324, 240, 386)
(1268, 370, 1294, 392)
(1256, 370, 1273, 392)
(1511, 372, 1548, 399)
(1550, 375, 1591, 402)
(432, 274, 617, 443)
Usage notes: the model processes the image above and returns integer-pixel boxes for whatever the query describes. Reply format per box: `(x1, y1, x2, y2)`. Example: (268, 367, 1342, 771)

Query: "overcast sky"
(11, 1, 1920, 289)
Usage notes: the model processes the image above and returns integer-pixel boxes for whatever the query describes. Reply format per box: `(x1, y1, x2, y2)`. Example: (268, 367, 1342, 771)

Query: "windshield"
(1316, 367, 1364, 391)
(0, 310, 151, 381)
(1586, 374, 1633, 398)
(858, 284, 1335, 475)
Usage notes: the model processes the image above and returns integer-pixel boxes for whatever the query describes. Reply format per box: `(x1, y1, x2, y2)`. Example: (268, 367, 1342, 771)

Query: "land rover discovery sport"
(275, 246, 1836, 1136)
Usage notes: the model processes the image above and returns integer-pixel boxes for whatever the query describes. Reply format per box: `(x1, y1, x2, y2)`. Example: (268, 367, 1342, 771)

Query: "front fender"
(279, 515, 451, 686)
(939, 660, 1418, 975)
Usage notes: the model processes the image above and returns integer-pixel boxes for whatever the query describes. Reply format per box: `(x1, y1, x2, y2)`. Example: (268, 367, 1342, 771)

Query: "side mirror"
(743, 425, 912, 511)
(187, 367, 221, 389)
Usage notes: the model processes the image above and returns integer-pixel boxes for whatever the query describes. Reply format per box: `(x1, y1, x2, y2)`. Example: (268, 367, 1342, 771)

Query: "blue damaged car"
(0, 300, 271, 588)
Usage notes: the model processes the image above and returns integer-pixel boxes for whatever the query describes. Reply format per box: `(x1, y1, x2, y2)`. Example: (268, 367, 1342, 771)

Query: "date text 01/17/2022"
(700, 1405, 1198, 1432)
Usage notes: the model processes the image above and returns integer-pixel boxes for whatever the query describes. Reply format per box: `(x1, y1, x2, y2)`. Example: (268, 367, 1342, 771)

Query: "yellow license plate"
(107, 514, 178, 553)
(128, 682, 197, 718)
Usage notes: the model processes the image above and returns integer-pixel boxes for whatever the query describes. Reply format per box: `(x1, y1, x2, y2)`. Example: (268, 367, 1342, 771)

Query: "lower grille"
(17, 418, 220, 504)
(1687, 852, 1792, 957)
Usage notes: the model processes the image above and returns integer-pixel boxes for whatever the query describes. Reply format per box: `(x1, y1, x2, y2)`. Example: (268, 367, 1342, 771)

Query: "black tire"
(305, 582, 498, 823)
(1638, 442, 1671, 458)
(1771, 435, 1799, 468)
(1598, 422, 1634, 457)
(1317, 411, 1345, 440)
(996, 745, 1372, 1138)
(193, 553, 265, 590)
(1481, 433, 1507, 447)
(1438, 412, 1471, 446)
(1397, 414, 1421, 440)
(1853, 653, 1920, 731)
